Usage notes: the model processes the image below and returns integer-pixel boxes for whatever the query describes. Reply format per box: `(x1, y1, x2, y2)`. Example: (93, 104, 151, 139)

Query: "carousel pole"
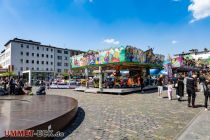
(99, 65, 103, 92)
(85, 68, 89, 88)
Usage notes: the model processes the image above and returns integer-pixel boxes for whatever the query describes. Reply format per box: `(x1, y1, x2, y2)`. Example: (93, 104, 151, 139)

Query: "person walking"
(140, 76, 144, 93)
(203, 77, 210, 111)
(199, 73, 206, 92)
(157, 75, 164, 98)
(186, 74, 197, 108)
(177, 76, 184, 101)
(167, 80, 173, 100)
(9, 77, 16, 95)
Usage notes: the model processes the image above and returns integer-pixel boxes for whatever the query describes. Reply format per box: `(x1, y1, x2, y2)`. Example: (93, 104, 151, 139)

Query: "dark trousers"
(187, 89, 196, 106)
(204, 93, 210, 108)
(9, 87, 15, 95)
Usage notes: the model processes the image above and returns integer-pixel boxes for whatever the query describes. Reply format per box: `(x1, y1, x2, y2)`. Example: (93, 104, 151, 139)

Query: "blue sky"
(0, 0, 210, 56)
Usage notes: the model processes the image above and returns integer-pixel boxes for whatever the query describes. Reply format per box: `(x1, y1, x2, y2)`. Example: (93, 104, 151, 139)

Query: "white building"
(0, 38, 85, 77)
(174, 49, 210, 60)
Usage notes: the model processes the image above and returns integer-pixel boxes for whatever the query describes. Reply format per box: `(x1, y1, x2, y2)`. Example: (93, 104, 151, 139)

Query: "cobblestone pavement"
(44, 89, 205, 140)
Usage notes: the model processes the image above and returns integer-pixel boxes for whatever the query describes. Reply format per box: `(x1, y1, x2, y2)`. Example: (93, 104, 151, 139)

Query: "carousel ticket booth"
(71, 46, 163, 94)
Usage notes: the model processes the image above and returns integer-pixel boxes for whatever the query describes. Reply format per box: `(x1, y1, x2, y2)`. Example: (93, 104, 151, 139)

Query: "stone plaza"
(43, 88, 206, 140)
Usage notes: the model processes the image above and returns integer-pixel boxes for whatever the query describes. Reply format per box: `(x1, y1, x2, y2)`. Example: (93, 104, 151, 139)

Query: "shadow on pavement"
(194, 104, 204, 108)
(54, 107, 85, 140)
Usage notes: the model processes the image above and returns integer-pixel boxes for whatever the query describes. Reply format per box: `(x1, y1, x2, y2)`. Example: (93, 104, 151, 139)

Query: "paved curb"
(173, 109, 204, 140)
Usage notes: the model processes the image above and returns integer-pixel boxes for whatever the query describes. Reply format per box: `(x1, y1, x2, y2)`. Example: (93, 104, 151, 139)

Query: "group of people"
(0, 77, 47, 95)
(157, 72, 210, 110)
(0, 77, 25, 95)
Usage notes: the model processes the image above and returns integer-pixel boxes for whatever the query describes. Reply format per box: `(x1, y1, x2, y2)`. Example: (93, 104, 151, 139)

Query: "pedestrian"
(18, 78, 24, 88)
(183, 73, 188, 96)
(167, 80, 173, 100)
(199, 73, 206, 92)
(157, 75, 164, 98)
(177, 76, 184, 101)
(3, 77, 8, 91)
(186, 74, 197, 108)
(9, 77, 16, 95)
(140, 76, 144, 93)
(203, 77, 210, 111)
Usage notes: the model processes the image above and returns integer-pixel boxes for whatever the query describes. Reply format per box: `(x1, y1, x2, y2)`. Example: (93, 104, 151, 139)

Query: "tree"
(204, 48, 208, 52)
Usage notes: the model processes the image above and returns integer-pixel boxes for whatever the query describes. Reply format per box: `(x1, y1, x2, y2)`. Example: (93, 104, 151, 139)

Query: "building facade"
(0, 38, 85, 77)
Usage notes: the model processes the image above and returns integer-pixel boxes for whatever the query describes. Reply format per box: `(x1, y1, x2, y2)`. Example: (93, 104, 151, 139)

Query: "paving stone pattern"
(43, 89, 205, 140)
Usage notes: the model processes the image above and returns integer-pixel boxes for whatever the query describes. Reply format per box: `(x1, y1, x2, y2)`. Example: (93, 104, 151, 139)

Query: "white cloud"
(188, 0, 210, 23)
(172, 40, 178, 44)
(103, 38, 120, 45)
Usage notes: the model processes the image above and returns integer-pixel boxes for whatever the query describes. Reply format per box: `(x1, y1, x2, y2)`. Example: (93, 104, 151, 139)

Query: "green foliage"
(0, 72, 16, 77)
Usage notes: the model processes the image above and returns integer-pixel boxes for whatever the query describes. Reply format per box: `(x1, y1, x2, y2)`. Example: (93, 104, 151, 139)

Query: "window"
(64, 69, 68, 73)
(32, 60, 34, 64)
(26, 67, 29, 70)
(51, 55, 53, 58)
(64, 56, 68, 60)
(64, 51, 68, 54)
(26, 52, 29, 56)
(46, 54, 48, 58)
(46, 48, 49, 51)
(57, 56, 62, 60)
(27, 45, 29, 48)
(42, 54, 44, 57)
(42, 61, 44, 64)
(51, 49, 53, 52)
(37, 61, 39, 64)
(46, 61, 48, 65)
(20, 59, 23, 63)
(26, 60, 29, 63)
(51, 62, 53, 65)
(64, 63, 68, 66)
(57, 69, 62, 72)
(32, 53, 34, 56)
(57, 62, 62, 66)
(37, 68, 39, 70)
(46, 68, 48, 71)
(21, 44, 23, 48)
(20, 67, 23, 71)
(51, 68, 53, 71)
(32, 67, 34, 70)
(57, 50, 62, 53)
(37, 46, 39, 50)
(21, 52, 23, 55)
(37, 53, 39, 57)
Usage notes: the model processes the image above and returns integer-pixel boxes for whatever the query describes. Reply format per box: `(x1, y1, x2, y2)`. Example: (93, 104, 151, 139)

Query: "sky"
(0, 0, 210, 56)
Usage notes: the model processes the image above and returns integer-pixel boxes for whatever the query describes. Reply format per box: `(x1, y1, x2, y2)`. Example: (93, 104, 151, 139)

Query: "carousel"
(171, 55, 210, 74)
(70, 45, 164, 94)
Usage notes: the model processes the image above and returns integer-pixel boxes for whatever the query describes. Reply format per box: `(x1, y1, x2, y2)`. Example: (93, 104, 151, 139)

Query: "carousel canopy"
(70, 45, 164, 69)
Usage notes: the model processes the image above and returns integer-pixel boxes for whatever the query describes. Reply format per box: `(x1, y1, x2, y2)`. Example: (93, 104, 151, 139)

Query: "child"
(168, 81, 173, 100)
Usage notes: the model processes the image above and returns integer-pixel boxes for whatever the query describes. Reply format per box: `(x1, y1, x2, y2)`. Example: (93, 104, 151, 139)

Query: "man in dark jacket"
(9, 77, 15, 95)
(186, 74, 197, 108)
(177, 77, 184, 101)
